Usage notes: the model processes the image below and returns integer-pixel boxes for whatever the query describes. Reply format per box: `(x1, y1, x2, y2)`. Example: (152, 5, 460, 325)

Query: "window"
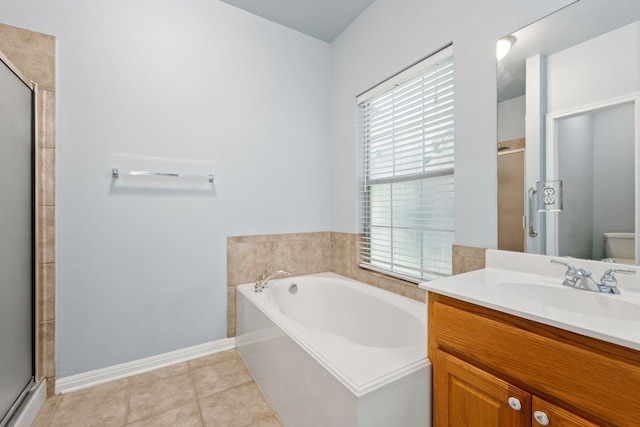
(358, 46, 454, 282)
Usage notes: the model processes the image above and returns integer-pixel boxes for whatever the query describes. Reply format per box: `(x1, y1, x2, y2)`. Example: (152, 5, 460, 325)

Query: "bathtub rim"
(236, 271, 431, 397)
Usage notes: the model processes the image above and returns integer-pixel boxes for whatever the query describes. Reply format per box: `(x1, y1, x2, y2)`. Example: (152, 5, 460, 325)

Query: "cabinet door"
(532, 397, 600, 427)
(433, 350, 530, 426)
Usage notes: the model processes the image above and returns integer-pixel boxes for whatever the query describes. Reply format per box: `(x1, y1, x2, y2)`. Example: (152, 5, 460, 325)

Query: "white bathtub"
(236, 272, 431, 427)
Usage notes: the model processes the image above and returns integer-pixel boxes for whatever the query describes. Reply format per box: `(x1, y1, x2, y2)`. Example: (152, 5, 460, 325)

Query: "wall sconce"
(497, 35, 516, 61)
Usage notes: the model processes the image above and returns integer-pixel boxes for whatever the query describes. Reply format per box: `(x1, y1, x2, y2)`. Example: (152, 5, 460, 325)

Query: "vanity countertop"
(419, 249, 640, 351)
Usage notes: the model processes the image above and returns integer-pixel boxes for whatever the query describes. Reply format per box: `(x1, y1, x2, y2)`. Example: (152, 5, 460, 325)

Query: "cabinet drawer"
(428, 294, 640, 426)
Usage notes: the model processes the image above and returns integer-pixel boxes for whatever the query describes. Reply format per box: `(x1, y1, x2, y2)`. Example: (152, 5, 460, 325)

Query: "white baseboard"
(55, 337, 236, 395)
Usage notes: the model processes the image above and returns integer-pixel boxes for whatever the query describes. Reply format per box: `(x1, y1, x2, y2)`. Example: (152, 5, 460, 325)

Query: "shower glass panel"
(0, 57, 34, 425)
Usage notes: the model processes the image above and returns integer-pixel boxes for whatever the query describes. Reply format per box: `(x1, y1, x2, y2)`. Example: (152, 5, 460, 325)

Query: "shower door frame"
(0, 51, 37, 427)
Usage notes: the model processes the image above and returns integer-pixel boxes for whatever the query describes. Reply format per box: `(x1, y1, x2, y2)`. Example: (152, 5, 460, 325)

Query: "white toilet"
(603, 232, 635, 264)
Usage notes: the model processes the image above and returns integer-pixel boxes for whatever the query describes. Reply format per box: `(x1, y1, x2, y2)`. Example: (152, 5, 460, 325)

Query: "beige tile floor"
(32, 350, 282, 427)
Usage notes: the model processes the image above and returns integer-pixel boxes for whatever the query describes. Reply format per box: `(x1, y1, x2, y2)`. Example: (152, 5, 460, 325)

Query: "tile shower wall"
(227, 232, 427, 337)
(0, 22, 56, 396)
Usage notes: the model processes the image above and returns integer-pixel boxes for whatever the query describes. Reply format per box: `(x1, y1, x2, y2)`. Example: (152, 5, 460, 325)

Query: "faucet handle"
(255, 271, 267, 292)
(551, 259, 578, 274)
(551, 260, 593, 288)
(598, 268, 635, 294)
(550, 259, 590, 275)
(610, 268, 636, 274)
(600, 268, 636, 285)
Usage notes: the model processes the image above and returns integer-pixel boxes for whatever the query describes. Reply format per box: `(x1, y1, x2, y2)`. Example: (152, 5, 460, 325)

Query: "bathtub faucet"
(255, 270, 291, 292)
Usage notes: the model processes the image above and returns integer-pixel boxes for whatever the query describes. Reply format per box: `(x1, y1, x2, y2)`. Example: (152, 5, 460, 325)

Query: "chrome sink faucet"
(551, 260, 635, 294)
(255, 270, 291, 293)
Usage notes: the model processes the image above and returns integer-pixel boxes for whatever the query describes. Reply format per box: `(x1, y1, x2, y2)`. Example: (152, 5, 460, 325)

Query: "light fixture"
(496, 35, 516, 61)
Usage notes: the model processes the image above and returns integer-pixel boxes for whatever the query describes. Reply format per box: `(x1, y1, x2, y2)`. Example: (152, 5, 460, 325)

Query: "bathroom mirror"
(497, 0, 640, 264)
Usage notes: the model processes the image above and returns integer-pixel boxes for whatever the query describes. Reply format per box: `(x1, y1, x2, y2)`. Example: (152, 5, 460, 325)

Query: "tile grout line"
(49, 394, 66, 427)
(42, 395, 61, 427)
(123, 377, 132, 426)
(236, 354, 280, 427)
(127, 365, 196, 425)
(187, 360, 207, 427)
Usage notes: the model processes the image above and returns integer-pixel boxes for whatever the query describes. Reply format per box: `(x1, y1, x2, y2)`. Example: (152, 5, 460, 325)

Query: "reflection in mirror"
(496, 0, 640, 264)
(554, 102, 635, 262)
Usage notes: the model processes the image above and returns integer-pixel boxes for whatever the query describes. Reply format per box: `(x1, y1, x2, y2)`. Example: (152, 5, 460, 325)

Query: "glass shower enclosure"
(0, 54, 35, 426)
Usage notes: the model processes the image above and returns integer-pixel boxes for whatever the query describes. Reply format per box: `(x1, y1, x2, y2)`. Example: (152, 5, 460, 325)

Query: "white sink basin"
(492, 282, 640, 322)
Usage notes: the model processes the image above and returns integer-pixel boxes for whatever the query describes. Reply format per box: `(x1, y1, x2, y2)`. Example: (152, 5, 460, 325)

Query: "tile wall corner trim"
(54, 338, 235, 395)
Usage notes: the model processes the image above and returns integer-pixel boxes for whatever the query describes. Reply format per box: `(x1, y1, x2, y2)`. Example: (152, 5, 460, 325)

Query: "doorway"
(545, 93, 640, 263)
(498, 138, 526, 252)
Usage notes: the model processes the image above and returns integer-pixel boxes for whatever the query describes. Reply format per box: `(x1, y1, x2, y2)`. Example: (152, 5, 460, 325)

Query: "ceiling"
(218, 0, 376, 42)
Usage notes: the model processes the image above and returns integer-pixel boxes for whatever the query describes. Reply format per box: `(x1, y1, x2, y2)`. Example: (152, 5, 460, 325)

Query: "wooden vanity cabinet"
(428, 293, 640, 427)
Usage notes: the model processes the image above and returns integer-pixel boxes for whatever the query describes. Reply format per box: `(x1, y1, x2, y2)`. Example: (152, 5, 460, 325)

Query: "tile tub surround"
(330, 237, 488, 294)
(0, 22, 56, 396)
(227, 232, 331, 337)
(330, 232, 427, 302)
(227, 232, 429, 337)
(32, 350, 282, 427)
(452, 244, 487, 275)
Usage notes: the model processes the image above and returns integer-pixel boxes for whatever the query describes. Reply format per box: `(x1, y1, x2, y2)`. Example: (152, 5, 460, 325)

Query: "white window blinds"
(359, 46, 454, 283)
